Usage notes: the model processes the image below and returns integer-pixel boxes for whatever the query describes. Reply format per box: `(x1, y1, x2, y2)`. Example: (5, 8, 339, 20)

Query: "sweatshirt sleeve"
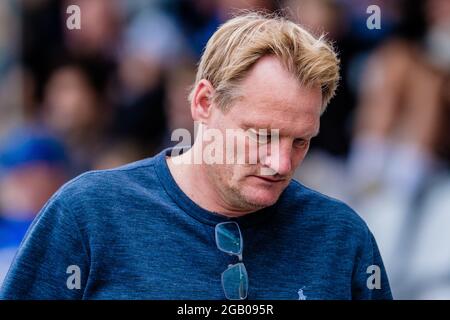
(351, 229, 393, 300)
(0, 192, 90, 300)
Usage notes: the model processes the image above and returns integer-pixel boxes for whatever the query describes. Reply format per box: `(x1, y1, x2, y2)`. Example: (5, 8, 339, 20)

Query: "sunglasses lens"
(215, 222, 242, 255)
(221, 263, 248, 300)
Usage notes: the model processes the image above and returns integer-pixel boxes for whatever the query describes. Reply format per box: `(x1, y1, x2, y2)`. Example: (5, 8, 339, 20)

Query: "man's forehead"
(229, 91, 321, 132)
(236, 79, 322, 118)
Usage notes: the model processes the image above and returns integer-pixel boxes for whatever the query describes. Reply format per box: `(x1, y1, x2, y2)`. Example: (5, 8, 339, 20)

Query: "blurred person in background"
(349, 0, 450, 203)
(62, 0, 122, 60)
(111, 3, 185, 156)
(348, 0, 450, 298)
(41, 60, 111, 173)
(18, 0, 123, 172)
(0, 128, 68, 285)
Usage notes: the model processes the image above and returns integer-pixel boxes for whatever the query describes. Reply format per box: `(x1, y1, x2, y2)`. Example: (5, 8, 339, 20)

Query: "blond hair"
(189, 11, 340, 113)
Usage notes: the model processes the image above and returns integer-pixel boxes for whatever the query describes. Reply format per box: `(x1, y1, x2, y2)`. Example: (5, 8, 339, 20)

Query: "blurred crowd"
(0, 0, 449, 299)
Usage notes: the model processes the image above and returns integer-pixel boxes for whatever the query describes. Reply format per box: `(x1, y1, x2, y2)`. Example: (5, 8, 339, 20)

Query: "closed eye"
(293, 138, 309, 148)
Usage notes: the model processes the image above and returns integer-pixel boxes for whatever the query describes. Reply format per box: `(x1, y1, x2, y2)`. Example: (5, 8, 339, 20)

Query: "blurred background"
(0, 0, 449, 299)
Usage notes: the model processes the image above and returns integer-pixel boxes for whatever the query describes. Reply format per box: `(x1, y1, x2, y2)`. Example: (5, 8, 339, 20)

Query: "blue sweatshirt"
(0, 148, 392, 300)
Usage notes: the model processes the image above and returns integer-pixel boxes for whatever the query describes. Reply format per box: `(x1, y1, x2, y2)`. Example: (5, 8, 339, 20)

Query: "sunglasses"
(215, 221, 248, 300)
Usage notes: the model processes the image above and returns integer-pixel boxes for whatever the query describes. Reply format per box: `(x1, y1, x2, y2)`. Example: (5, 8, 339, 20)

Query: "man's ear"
(191, 79, 215, 123)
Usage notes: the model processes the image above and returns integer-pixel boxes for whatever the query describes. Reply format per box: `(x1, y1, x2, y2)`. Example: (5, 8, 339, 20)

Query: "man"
(0, 12, 392, 300)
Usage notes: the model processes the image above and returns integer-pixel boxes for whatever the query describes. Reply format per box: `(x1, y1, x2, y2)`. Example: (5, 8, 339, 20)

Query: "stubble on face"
(204, 162, 277, 212)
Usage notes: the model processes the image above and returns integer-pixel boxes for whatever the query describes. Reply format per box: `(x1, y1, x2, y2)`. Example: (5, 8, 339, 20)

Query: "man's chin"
(240, 189, 280, 209)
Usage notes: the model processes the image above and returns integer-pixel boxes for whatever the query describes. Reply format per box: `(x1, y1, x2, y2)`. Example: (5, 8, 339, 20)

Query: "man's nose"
(260, 140, 292, 176)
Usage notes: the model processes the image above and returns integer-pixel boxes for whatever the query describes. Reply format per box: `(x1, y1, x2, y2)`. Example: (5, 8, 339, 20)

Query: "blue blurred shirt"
(0, 217, 32, 249)
(0, 148, 392, 299)
(0, 217, 33, 286)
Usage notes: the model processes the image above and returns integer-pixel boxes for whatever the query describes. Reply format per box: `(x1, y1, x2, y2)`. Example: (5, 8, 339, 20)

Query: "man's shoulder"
(281, 179, 369, 234)
(54, 157, 159, 208)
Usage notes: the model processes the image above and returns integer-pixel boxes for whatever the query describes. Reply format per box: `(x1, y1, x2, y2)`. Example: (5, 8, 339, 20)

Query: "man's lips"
(250, 175, 286, 183)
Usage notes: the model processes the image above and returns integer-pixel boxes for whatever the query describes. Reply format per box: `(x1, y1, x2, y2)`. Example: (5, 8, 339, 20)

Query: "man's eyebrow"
(240, 123, 271, 130)
(240, 122, 320, 138)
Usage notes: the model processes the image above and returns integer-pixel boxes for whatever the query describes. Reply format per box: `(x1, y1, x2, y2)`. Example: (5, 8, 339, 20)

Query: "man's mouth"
(250, 175, 286, 183)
